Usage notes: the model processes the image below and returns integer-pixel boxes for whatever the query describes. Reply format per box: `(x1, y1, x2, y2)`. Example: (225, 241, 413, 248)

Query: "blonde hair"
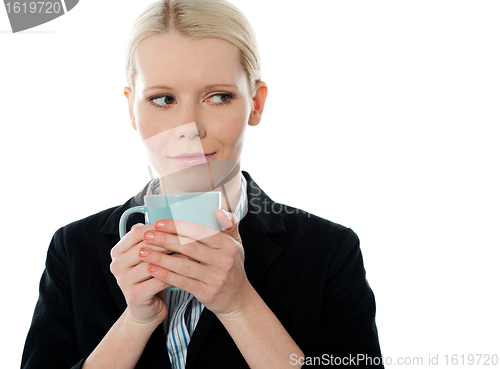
(125, 0, 261, 96)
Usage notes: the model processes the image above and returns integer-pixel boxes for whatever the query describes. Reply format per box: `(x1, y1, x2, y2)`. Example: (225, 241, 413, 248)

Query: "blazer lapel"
(239, 171, 287, 285)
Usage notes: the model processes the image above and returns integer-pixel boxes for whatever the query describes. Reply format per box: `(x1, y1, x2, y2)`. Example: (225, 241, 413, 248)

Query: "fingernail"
(139, 248, 150, 257)
(144, 231, 154, 240)
(156, 220, 166, 228)
(131, 223, 144, 229)
(148, 264, 158, 273)
(221, 209, 232, 220)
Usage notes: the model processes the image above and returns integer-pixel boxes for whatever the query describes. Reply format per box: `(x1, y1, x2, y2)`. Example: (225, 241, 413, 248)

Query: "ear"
(248, 81, 268, 127)
(123, 86, 137, 130)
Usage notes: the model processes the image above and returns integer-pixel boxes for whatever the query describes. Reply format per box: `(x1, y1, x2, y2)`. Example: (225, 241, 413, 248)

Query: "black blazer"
(21, 171, 383, 368)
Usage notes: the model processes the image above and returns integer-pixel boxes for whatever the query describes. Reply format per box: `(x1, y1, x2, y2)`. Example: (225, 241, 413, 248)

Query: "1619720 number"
(444, 354, 499, 366)
(5, 2, 62, 14)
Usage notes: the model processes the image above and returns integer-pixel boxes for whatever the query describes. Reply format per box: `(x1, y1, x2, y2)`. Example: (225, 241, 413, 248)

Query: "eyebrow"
(143, 83, 237, 93)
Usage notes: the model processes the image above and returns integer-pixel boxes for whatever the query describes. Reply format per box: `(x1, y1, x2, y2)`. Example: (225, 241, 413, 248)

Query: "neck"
(213, 168, 242, 213)
(157, 163, 242, 214)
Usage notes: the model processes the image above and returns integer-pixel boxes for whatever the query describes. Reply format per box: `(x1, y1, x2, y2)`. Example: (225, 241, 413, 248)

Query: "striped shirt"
(145, 172, 248, 369)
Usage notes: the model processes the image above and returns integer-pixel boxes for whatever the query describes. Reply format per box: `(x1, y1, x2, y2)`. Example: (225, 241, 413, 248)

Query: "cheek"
(143, 128, 177, 156)
(212, 115, 247, 148)
(135, 109, 167, 141)
(133, 98, 169, 141)
(135, 111, 161, 141)
(212, 103, 250, 142)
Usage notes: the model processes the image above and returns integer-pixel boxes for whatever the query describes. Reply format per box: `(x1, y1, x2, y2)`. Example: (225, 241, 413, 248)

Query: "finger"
(153, 218, 220, 243)
(139, 248, 211, 284)
(111, 240, 178, 277)
(111, 223, 157, 258)
(153, 218, 236, 250)
(142, 231, 221, 266)
(127, 271, 172, 301)
(111, 243, 148, 275)
(146, 262, 204, 295)
(215, 209, 242, 244)
(170, 253, 198, 262)
(113, 260, 152, 285)
(114, 260, 173, 296)
(111, 222, 181, 260)
(144, 228, 196, 249)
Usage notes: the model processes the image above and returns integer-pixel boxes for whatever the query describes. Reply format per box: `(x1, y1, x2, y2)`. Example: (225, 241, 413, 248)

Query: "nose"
(174, 101, 206, 140)
(174, 121, 201, 140)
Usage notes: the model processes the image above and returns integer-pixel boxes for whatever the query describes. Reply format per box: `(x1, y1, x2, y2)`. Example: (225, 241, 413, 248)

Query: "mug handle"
(119, 206, 147, 239)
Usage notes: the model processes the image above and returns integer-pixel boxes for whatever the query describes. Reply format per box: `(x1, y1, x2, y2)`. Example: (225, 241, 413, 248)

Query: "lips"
(169, 152, 215, 166)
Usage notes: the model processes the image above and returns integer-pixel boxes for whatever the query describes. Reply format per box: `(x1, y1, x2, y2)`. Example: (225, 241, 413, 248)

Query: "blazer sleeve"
(302, 227, 383, 368)
(21, 227, 88, 369)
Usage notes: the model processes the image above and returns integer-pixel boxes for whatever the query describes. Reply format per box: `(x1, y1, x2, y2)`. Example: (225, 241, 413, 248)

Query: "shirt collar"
(140, 172, 248, 223)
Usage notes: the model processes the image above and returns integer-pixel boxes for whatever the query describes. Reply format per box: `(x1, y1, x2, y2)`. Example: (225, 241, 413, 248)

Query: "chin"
(162, 160, 240, 193)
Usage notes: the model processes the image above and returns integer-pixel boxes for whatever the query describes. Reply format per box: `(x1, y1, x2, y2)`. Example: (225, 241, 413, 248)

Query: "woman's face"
(124, 33, 267, 191)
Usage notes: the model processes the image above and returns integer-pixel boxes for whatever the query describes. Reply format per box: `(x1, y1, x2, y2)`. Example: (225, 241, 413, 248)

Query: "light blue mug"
(119, 191, 221, 291)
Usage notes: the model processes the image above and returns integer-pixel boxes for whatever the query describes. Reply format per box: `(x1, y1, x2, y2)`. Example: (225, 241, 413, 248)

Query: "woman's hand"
(110, 223, 175, 326)
(137, 210, 254, 318)
(131, 213, 304, 369)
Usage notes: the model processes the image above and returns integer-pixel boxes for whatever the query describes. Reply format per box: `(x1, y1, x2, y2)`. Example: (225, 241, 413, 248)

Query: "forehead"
(134, 33, 246, 91)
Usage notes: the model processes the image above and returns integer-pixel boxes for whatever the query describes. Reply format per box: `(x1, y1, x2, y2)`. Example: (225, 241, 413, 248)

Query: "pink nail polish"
(144, 231, 154, 240)
(148, 264, 158, 273)
(156, 220, 166, 228)
(139, 248, 150, 257)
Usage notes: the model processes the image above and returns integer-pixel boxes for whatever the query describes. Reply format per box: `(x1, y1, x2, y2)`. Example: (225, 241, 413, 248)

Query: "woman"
(21, 1, 383, 368)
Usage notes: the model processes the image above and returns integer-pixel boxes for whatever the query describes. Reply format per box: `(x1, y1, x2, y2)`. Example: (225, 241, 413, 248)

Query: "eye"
(150, 95, 175, 107)
(206, 93, 233, 105)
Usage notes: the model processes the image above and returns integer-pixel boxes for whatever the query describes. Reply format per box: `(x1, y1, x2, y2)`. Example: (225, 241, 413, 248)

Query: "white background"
(1, 0, 499, 367)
